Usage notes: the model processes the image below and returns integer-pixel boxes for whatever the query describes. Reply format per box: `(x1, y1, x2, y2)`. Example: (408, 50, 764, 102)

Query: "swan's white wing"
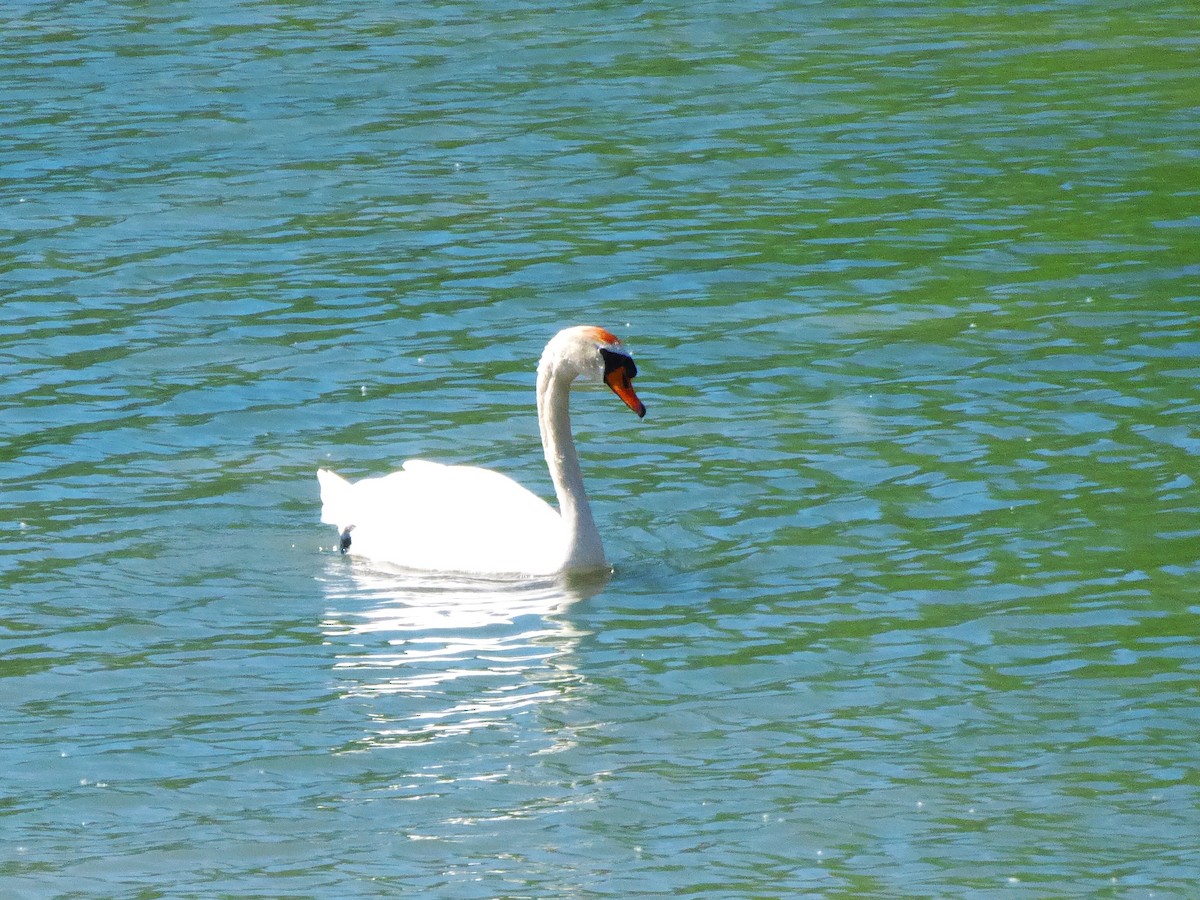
(318, 461, 566, 575)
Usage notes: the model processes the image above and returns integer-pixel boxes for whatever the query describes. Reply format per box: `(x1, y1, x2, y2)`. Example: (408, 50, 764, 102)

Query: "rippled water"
(3, 1, 1198, 896)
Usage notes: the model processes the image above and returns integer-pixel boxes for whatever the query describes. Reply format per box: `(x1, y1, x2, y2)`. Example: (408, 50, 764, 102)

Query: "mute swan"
(317, 325, 646, 576)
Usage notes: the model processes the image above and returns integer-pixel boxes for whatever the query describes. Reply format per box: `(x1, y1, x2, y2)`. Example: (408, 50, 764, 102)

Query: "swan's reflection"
(320, 560, 606, 752)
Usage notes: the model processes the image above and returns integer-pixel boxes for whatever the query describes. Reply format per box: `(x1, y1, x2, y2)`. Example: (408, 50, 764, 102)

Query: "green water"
(2, 1, 1197, 896)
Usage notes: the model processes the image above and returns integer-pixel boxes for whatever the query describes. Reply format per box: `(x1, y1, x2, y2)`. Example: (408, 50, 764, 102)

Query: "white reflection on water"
(320, 561, 606, 751)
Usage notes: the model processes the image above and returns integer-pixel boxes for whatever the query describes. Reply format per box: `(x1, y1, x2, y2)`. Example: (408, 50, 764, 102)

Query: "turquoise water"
(3, 1, 1198, 896)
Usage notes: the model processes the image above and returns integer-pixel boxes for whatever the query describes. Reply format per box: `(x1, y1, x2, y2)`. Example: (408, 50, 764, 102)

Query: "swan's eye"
(599, 347, 637, 380)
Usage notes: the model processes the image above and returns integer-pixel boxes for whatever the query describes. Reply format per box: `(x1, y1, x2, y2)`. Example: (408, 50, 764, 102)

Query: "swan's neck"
(537, 360, 606, 571)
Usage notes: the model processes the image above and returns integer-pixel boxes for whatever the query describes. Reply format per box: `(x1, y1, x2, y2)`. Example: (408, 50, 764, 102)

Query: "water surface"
(2, 1, 1197, 896)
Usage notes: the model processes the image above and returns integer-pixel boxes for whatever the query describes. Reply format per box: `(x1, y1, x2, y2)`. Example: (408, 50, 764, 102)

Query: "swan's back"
(318, 461, 566, 575)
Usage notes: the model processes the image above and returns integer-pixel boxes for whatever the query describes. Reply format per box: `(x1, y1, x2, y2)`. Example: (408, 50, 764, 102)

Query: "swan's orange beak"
(605, 367, 646, 418)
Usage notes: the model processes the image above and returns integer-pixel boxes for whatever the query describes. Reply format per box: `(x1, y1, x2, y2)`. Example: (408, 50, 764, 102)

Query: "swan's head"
(542, 325, 647, 418)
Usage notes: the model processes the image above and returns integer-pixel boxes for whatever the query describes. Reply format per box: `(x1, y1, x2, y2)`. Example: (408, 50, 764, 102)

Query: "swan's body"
(317, 325, 646, 576)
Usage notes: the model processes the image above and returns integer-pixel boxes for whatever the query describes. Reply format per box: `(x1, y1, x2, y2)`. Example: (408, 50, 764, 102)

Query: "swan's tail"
(316, 468, 354, 532)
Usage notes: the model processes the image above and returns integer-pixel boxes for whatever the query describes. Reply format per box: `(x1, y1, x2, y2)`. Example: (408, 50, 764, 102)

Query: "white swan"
(317, 325, 646, 576)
